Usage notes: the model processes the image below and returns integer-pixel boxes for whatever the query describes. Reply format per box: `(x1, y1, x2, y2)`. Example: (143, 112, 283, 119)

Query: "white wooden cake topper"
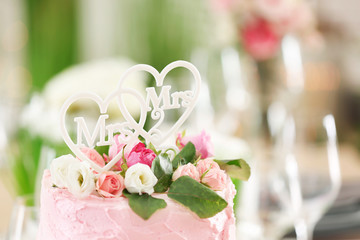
(60, 60, 201, 173)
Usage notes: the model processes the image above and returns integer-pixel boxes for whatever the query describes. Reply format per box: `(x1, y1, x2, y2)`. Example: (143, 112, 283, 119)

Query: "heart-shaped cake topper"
(59, 60, 201, 173)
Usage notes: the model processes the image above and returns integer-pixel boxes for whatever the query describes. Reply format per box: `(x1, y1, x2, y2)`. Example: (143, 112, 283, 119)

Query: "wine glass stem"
(306, 224, 314, 240)
(295, 219, 314, 240)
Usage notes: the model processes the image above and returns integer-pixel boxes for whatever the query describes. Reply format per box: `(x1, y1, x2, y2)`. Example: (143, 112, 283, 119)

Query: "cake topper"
(60, 60, 201, 173)
(51, 60, 250, 221)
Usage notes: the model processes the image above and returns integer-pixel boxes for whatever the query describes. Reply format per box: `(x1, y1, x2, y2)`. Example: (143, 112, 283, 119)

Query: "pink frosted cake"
(37, 61, 250, 240)
(37, 131, 250, 240)
(38, 169, 236, 240)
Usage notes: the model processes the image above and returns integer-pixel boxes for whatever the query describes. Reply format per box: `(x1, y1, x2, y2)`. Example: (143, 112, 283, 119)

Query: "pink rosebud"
(80, 147, 105, 168)
(127, 143, 156, 168)
(109, 135, 126, 160)
(172, 163, 200, 182)
(196, 159, 220, 176)
(241, 18, 280, 60)
(103, 153, 110, 163)
(96, 171, 125, 198)
(177, 131, 214, 159)
(107, 134, 126, 171)
(201, 168, 227, 191)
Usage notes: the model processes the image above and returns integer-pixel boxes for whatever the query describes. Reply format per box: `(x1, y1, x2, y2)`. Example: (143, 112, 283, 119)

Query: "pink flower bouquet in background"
(213, 0, 321, 60)
(241, 18, 280, 60)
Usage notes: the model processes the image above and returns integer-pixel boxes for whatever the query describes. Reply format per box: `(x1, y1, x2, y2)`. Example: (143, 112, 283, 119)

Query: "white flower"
(50, 154, 78, 188)
(20, 94, 62, 143)
(50, 154, 96, 198)
(124, 163, 158, 195)
(43, 58, 146, 119)
(20, 58, 146, 144)
(66, 161, 96, 198)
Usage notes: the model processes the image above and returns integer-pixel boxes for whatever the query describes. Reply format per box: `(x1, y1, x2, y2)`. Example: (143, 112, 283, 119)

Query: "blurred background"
(0, 0, 360, 239)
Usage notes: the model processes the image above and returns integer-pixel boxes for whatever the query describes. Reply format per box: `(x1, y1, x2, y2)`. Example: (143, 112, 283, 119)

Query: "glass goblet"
(6, 195, 39, 240)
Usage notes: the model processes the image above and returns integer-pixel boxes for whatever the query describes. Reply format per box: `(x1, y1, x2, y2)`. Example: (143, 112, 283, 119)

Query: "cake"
(37, 61, 250, 240)
(38, 169, 236, 240)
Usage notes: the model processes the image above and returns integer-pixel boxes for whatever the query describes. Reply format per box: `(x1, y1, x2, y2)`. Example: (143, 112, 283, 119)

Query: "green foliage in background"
(9, 0, 78, 196)
(118, 0, 209, 72)
(9, 128, 70, 196)
(9, 129, 42, 196)
(117, 0, 210, 128)
(25, 0, 78, 92)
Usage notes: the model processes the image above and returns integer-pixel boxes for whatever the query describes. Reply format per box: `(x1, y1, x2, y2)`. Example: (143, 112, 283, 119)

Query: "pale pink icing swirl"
(37, 170, 236, 240)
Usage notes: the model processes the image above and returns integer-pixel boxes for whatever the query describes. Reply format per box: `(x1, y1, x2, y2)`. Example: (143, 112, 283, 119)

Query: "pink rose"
(127, 142, 156, 168)
(80, 147, 105, 168)
(201, 169, 227, 191)
(172, 163, 200, 182)
(105, 134, 126, 171)
(196, 159, 220, 176)
(96, 171, 125, 198)
(241, 18, 280, 60)
(177, 130, 214, 159)
(108, 135, 126, 160)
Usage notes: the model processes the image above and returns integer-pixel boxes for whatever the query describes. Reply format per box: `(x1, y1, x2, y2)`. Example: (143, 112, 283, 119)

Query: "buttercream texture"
(37, 170, 236, 240)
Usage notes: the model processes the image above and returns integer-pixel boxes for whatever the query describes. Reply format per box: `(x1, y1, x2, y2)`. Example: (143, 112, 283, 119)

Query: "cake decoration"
(47, 60, 251, 221)
(59, 61, 201, 173)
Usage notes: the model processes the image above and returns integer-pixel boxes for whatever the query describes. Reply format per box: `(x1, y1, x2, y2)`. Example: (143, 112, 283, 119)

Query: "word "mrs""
(74, 85, 194, 147)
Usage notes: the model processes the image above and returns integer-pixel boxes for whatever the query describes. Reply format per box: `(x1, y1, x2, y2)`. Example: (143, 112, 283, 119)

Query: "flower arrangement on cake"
(37, 60, 250, 239)
(48, 130, 250, 220)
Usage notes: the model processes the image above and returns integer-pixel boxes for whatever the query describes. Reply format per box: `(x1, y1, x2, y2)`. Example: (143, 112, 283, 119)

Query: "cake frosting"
(37, 170, 236, 240)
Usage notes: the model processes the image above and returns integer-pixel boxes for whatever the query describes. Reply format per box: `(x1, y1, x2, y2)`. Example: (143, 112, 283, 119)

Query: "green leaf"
(181, 130, 186, 138)
(94, 145, 109, 157)
(167, 176, 228, 218)
(151, 153, 173, 192)
(148, 142, 161, 155)
(172, 142, 196, 169)
(94, 135, 111, 156)
(138, 135, 146, 144)
(231, 178, 242, 211)
(154, 174, 172, 193)
(123, 190, 167, 220)
(214, 159, 251, 181)
(119, 163, 128, 178)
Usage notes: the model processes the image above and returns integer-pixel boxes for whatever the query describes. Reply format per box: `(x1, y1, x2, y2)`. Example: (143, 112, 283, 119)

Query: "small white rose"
(50, 154, 78, 188)
(124, 163, 158, 195)
(66, 161, 96, 198)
